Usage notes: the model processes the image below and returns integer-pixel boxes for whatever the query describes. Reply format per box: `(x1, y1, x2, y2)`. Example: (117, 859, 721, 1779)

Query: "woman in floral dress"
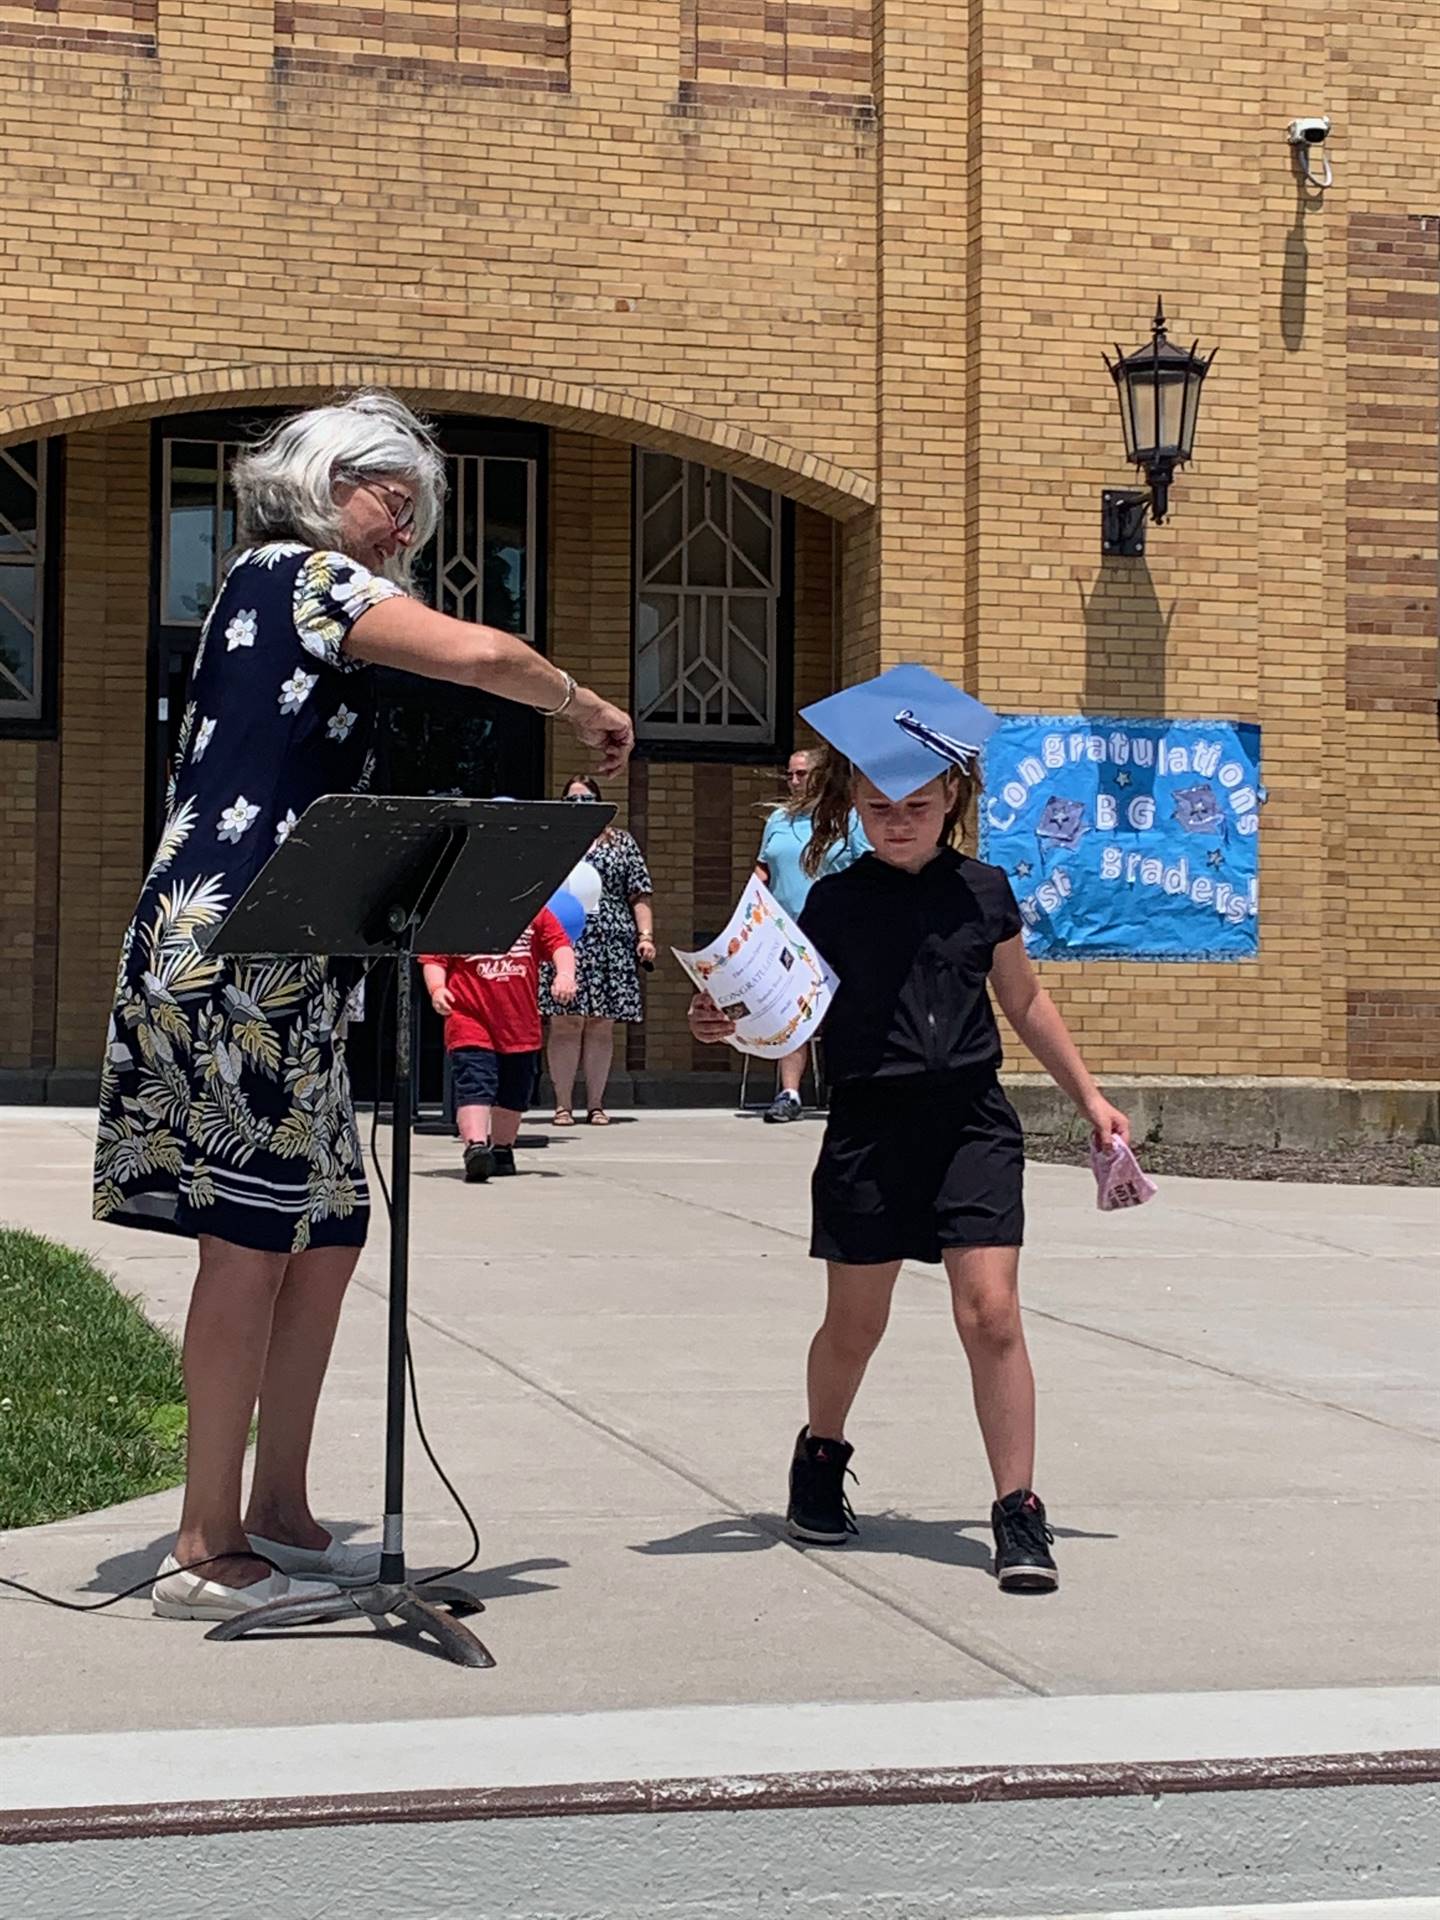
(95, 391, 632, 1621)
(540, 776, 655, 1125)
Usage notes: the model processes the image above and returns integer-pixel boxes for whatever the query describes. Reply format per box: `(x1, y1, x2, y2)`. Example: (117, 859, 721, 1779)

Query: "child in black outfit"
(690, 678, 1128, 1593)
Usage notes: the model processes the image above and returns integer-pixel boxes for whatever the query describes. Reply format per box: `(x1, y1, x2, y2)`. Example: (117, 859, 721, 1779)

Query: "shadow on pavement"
(629, 1513, 1117, 1572)
(417, 1167, 563, 1180)
(67, 1526, 567, 1609)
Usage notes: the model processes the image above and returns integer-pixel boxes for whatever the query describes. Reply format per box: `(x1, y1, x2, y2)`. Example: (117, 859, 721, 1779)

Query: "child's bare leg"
(491, 1106, 523, 1149)
(778, 1042, 809, 1098)
(806, 1261, 902, 1439)
(455, 1103, 492, 1146)
(943, 1245, 1035, 1495)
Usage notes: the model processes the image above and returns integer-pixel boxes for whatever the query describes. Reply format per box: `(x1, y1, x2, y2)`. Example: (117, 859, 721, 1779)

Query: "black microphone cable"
(368, 956, 482, 1588)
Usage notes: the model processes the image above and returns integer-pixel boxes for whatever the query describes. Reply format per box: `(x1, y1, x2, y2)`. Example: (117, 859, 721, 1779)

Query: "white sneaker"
(152, 1554, 341, 1622)
(246, 1531, 382, 1589)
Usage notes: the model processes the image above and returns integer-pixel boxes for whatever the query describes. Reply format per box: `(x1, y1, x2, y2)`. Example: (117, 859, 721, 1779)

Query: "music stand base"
(204, 1581, 496, 1668)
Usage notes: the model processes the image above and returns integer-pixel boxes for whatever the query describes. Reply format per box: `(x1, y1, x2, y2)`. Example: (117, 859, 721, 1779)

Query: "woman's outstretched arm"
(346, 598, 633, 775)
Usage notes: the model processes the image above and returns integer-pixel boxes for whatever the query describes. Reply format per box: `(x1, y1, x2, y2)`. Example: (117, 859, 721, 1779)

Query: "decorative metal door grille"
(161, 438, 239, 626)
(161, 443, 537, 641)
(634, 452, 779, 744)
(431, 455, 535, 638)
(0, 442, 49, 719)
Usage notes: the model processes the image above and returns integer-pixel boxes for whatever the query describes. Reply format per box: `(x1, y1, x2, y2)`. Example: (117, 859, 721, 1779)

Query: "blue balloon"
(547, 889, 585, 944)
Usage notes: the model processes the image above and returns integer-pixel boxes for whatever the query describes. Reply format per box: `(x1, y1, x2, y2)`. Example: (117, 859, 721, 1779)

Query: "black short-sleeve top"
(798, 848, 1023, 1087)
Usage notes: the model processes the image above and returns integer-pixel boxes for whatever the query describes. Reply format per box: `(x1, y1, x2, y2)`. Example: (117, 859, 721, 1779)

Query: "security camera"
(1287, 116, 1334, 190)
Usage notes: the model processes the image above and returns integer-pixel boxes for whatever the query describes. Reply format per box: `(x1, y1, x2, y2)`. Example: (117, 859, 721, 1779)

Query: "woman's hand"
(636, 934, 657, 968)
(430, 984, 455, 1018)
(687, 992, 735, 1046)
(1086, 1098, 1131, 1152)
(551, 965, 579, 1006)
(570, 689, 634, 777)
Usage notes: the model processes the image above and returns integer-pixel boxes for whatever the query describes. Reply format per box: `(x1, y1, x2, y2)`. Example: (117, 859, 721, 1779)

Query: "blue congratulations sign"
(979, 716, 1264, 961)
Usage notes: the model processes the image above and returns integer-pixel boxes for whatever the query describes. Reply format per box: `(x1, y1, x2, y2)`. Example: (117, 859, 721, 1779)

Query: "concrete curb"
(6, 1747, 1437, 1847)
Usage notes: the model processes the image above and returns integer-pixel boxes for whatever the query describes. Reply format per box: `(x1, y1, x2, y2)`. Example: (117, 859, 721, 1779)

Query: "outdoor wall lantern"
(1101, 299, 1215, 557)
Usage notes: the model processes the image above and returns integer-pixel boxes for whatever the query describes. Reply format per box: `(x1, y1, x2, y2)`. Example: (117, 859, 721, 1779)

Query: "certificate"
(672, 878, 838, 1059)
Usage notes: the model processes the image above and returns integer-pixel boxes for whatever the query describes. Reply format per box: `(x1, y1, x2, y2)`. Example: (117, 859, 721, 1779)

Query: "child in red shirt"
(421, 909, 576, 1183)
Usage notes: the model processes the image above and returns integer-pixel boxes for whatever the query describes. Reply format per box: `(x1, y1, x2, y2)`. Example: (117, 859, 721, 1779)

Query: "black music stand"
(197, 793, 613, 1667)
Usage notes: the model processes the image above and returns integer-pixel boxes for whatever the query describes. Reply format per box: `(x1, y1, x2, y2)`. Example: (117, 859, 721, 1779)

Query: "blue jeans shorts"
(449, 1047, 540, 1113)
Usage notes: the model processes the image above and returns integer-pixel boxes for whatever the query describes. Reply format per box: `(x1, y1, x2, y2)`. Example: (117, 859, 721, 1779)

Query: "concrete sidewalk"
(1, 1106, 1436, 1738)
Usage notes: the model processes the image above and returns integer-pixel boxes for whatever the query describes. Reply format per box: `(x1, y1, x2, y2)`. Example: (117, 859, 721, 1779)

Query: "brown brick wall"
(1347, 989, 1440, 1081)
(1345, 205, 1440, 1078)
(0, 0, 155, 55)
(0, 424, 151, 1074)
(0, 740, 41, 1067)
(684, 0, 871, 107)
(54, 425, 149, 1068)
(1345, 644, 1436, 715)
(274, 0, 570, 86)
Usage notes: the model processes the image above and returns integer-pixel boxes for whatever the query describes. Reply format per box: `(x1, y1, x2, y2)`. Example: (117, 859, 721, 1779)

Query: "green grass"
(0, 1227, 187, 1530)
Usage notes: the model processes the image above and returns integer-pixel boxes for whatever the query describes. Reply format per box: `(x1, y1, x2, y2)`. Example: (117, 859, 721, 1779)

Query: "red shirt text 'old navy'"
(421, 909, 570, 1055)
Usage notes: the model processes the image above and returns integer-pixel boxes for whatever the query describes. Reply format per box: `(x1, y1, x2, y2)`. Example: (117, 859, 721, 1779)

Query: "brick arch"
(0, 361, 876, 520)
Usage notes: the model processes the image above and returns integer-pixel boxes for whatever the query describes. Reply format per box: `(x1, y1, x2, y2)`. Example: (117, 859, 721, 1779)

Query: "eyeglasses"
(564, 792, 600, 803)
(356, 480, 416, 532)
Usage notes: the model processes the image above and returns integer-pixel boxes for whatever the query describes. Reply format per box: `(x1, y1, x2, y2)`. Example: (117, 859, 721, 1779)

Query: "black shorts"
(810, 1075, 1025, 1266)
(449, 1047, 540, 1114)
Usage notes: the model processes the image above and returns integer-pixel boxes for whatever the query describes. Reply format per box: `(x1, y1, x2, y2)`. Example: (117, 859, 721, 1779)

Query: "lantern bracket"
(1101, 489, 1149, 559)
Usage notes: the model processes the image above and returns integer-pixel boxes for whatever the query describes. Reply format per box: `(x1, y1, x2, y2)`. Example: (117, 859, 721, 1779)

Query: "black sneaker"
(490, 1145, 517, 1177)
(463, 1142, 495, 1184)
(764, 1091, 803, 1125)
(991, 1488, 1058, 1593)
(786, 1427, 858, 1544)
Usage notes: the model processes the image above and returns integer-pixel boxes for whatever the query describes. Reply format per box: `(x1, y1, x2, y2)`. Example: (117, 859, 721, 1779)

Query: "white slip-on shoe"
(246, 1532, 382, 1589)
(151, 1554, 341, 1622)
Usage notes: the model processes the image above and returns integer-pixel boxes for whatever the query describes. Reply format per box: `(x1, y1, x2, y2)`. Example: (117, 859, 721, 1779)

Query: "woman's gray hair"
(230, 389, 446, 587)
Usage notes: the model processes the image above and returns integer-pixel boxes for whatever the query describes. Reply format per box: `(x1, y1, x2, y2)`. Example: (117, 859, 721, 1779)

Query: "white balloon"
(567, 860, 603, 916)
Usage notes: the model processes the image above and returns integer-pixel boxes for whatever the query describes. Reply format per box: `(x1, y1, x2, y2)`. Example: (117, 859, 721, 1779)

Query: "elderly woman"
(95, 391, 631, 1622)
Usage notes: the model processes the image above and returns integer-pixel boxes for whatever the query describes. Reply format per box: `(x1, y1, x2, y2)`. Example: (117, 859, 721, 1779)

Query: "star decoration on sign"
(1115, 770, 1132, 788)
(1015, 861, 1032, 878)
(1207, 849, 1224, 870)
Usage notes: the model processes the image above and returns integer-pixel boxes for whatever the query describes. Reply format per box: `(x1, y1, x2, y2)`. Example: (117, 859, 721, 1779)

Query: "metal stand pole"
(379, 955, 414, 1588)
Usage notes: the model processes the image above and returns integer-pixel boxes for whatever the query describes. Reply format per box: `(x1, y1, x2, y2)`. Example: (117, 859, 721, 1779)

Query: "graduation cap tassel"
(893, 710, 981, 774)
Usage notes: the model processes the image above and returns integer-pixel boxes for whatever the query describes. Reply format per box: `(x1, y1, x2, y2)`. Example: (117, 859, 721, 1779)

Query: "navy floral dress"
(539, 830, 654, 1024)
(94, 545, 403, 1255)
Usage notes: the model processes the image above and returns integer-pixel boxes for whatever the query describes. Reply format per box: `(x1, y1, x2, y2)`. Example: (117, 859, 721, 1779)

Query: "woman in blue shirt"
(753, 749, 869, 1121)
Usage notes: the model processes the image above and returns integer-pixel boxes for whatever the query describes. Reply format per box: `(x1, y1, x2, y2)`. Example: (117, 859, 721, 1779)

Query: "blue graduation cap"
(800, 664, 1000, 802)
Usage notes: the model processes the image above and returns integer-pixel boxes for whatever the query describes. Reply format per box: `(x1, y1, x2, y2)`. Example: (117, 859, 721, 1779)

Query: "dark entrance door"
(147, 410, 549, 1105)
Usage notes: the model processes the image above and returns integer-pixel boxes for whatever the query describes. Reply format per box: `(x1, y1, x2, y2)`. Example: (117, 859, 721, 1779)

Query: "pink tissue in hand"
(1090, 1135, 1157, 1211)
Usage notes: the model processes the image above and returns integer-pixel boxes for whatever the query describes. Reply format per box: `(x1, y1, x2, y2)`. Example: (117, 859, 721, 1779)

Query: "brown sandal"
(552, 1108, 576, 1128)
(587, 1108, 611, 1127)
